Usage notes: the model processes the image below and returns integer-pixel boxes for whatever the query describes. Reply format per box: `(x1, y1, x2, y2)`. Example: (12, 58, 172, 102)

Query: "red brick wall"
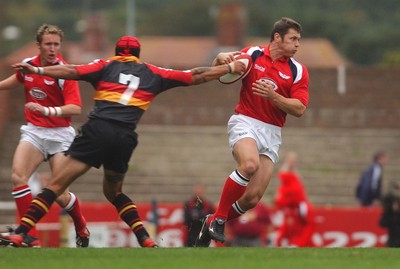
(136, 67, 400, 129)
(1, 66, 399, 130)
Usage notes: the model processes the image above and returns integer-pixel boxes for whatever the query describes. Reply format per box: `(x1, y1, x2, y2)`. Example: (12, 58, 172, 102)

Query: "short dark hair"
(36, 24, 63, 44)
(270, 17, 302, 42)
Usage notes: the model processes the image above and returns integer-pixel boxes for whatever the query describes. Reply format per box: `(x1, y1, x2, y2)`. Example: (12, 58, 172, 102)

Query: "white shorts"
(227, 114, 282, 164)
(20, 123, 76, 160)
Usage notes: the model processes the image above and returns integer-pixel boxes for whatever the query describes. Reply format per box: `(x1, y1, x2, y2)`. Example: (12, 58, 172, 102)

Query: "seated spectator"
(379, 180, 400, 247)
(226, 201, 272, 247)
(183, 184, 215, 247)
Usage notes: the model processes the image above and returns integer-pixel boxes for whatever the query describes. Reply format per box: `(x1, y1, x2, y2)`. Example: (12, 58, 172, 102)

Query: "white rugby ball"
(219, 53, 253, 84)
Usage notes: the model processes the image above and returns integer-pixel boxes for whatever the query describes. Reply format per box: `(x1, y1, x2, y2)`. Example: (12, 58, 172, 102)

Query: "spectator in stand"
(379, 180, 400, 247)
(226, 201, 272, 247)
(356, 151, 388, 207)
(274, 151, 315, 247)
(183, 184, 215, 247)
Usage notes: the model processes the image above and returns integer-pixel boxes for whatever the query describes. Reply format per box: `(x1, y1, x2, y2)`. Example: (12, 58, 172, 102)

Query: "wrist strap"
(34, 67, 44, 75)
(43, 106, 62, 116)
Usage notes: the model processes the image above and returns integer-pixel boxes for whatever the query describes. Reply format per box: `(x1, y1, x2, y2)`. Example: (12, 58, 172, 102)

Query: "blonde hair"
(36, 24, 64, 44)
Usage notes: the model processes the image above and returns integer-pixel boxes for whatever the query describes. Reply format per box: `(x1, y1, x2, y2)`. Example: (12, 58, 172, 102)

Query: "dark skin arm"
(12, 61, 246, 85)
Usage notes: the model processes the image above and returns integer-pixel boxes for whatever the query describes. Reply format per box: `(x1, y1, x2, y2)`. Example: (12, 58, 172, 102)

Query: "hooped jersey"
(74, 58, 193, 129)
(16, 55, 81, 128)
(235, 45, 309, 127)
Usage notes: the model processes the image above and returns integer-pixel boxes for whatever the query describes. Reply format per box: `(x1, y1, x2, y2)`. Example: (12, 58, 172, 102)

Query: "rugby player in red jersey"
(196, 17, 310, 246)
(0, 24, 89, 248)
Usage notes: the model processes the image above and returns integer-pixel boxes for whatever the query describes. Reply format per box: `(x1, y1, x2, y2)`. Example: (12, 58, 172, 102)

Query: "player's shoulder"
(242, 46, 265, 61)
(22, 55, 38, 65)
(289, 57, 307, 69)
(289, 57, 309, 84)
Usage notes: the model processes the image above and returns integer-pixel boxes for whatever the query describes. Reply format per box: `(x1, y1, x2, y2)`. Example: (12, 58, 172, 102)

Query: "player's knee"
(239, 159, 259, 177)
(10, 171, 28, 187)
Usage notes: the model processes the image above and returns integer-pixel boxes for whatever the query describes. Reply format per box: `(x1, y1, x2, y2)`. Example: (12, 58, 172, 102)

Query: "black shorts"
(66, 118, 138, 173)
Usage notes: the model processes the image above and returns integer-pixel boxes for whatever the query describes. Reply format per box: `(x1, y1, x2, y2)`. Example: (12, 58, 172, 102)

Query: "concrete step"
(1, 124, 400, 218)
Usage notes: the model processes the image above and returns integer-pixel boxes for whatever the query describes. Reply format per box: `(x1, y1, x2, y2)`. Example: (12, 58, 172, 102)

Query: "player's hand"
(215, 51, 242, 65)
(252, 79, 278, 100)
(12, 62, 37, 74)
(229, 60, 246, 74)
(25, 102, 46, 116)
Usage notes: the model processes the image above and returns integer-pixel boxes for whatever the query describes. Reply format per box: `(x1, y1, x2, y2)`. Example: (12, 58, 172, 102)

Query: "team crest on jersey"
(279, 71, 291, 80)
(44, 79, 54, 85)
(260, 78, 278, 91)
(30, 88, 47, 100)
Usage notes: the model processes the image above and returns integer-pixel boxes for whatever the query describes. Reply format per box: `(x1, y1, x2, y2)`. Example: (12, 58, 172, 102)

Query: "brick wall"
(136, 67, 400, 128)
(0, 66, 399, 225)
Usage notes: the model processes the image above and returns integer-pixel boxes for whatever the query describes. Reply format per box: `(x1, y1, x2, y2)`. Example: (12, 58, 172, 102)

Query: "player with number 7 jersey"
(75, 56, 195, 128)
(3, 35, 246, 248)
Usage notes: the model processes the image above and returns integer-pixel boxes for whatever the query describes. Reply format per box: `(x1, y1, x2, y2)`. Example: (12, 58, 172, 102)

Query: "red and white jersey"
(16, 55, 81, 128)
(235, 45, 309, 127)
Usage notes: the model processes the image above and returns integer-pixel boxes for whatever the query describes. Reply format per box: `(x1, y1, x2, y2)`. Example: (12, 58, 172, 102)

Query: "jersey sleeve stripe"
(290, 58, 303, 84)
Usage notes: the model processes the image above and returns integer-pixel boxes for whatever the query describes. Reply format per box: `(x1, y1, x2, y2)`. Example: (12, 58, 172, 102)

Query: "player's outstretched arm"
(12, 62, 80, 80)
(0, 74, 22, 91)
(191, 61, 245, 85)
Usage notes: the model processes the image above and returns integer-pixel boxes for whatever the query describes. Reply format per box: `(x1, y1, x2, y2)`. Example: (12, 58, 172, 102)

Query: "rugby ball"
(219, 53, 252, 84)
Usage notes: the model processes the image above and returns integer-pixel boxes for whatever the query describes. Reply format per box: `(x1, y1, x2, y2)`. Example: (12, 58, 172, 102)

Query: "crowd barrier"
(33, 202, 386, 248)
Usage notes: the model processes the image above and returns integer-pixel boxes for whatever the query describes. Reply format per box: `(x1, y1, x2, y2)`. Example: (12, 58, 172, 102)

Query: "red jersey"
(74, 58, 193, 128)
(275, 201, 316, 247)
(16, 55, 81, 128)
(275, 171, 316, 247)
(235, 45, 309, 127)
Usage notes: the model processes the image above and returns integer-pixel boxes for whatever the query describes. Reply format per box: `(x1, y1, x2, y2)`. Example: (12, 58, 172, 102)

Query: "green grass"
(1, 247, 399, 269)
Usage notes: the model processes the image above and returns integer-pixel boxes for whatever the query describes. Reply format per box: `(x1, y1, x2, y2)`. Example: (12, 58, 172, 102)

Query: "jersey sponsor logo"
(29, 88, 47, 100)
(44, 79, 55, 85)
(279, 71, 291, 80)
(254, 64, 265, 72)
(24, 76, 34, 82)
(260, 78, 278, 91)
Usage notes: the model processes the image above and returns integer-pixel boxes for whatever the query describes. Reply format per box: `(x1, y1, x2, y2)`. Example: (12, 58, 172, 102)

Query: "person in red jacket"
(274, 151, 316, 247)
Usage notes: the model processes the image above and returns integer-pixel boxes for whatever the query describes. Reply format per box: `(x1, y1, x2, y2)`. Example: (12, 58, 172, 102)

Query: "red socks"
(12, 185, 38, 237)
(64, 192, 87, 233)
(213, 170, 249, 220)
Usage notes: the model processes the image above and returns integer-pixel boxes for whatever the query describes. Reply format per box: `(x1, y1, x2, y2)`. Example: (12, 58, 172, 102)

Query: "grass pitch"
(1, 247, 398, 269)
